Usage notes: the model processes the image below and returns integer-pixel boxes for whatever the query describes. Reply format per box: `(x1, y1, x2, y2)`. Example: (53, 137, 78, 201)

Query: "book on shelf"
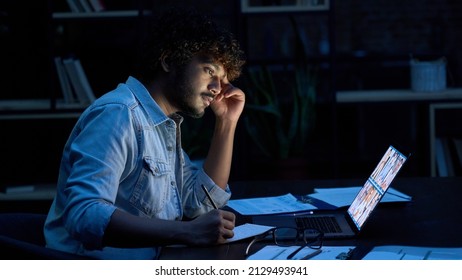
(435, 137, 449, 177)
(66, 0, 81, 13)
(61, 57, 96, 106)
(54, 1, 149, 19)
(72, 58, 96, 104)
(54, 57, 77, 104)
(78, 0, 93, 13)
(66, 0, 106, 13)
(89, 0, 106, 12)
(435, 137, 461, 177)
(452, 138, 462, 175)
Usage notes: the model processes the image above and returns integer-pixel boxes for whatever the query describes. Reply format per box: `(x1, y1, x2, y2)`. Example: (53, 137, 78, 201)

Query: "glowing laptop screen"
(347, 145, 408, 230)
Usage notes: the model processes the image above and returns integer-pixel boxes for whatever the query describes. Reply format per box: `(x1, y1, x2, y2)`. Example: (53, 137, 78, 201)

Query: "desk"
(159, 177, 462, 260)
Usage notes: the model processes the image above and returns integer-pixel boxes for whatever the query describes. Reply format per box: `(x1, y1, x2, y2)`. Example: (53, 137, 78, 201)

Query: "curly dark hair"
(137, 8, 245, 83)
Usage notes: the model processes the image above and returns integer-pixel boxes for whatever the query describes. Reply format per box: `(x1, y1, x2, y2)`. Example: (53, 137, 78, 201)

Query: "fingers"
(220, 209, 236, 224)
(216, 209, 235, 242)
(221, 84, 243, 98)
(188, 209, 236, 245)
(219, 78, 240, 97)
(220, 209, 235, 237)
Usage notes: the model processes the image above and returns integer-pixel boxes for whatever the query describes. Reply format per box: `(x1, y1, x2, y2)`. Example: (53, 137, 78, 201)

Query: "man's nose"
(208, 78, 222, 95)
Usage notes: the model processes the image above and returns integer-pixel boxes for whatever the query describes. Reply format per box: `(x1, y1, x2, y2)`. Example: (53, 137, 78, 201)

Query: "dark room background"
(1, 0, 462, 187)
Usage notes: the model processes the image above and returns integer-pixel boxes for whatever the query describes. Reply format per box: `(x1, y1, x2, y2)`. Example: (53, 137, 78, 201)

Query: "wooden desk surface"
(160, 177, 462, 260)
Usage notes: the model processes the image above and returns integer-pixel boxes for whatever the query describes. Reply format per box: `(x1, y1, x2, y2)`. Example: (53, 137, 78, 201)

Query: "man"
(44, 8, 246, 259)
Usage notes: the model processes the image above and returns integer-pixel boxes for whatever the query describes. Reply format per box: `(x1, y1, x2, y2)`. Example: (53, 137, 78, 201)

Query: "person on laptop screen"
(348, 146, 407, 228)
(44, 8, 246, 259)
(252, 145, 409, 239)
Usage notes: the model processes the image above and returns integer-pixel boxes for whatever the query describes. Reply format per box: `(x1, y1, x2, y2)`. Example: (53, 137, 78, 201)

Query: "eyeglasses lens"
(274, 228, 300, 246)
(303, 228, 323, 249)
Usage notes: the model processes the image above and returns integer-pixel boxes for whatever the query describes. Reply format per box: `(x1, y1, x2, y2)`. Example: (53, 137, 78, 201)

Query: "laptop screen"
(347, 145, 408, 231)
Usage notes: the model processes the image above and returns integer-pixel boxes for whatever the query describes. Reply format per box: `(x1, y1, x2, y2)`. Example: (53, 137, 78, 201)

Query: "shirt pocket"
(129, 157, 171, 217)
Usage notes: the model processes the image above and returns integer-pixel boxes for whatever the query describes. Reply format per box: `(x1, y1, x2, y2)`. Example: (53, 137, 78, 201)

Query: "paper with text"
(308, 186, 412, 208)
(247, 245, 355, 260)
(227, 193, 317, 215)
(363, 245, 462, 260)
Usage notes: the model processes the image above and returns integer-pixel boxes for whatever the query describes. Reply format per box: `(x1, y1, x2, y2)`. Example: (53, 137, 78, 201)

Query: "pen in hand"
(201, 184, 218, 209)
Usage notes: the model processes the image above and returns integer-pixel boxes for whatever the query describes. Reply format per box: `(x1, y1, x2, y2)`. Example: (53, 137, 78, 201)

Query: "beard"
(164, 67, 205, 119)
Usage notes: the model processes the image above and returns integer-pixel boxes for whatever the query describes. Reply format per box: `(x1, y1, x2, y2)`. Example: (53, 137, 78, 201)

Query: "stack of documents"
(306, 186, 412, 208)
(227, 186, 411, 216)
(227, 193, 317, 215)
(363, 245, 462, 260)
(247, 245, 355, 260)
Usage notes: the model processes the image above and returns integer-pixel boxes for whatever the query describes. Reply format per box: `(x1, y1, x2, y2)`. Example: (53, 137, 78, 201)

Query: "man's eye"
(205, 68, 214, 76)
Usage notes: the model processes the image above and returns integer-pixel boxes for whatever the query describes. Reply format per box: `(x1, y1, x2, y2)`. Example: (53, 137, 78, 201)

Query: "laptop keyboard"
(295, 216, 342, 233)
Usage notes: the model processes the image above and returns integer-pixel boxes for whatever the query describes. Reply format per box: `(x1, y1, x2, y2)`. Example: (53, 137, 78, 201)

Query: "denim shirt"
(44, 76, 231, 259)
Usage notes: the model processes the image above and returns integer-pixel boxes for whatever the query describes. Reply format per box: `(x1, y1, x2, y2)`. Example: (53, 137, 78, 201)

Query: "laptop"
(252, 145, 410, 239)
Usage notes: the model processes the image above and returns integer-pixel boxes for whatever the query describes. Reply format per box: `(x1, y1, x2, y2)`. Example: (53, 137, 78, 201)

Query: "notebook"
(252, 145, 410, 239)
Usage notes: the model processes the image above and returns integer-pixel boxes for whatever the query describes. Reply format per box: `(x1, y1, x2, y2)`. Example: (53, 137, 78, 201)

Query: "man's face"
(165, 56, 226, 118)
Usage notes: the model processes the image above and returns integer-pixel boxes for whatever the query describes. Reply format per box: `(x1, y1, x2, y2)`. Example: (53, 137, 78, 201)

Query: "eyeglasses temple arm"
(286, 244, 306, 259)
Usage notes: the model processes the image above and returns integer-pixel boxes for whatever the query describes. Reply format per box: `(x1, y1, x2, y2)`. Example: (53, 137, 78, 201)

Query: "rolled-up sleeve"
(62, 103, 136, 250)
(181, 154, 232, 218)
(196, 170, 231, 208)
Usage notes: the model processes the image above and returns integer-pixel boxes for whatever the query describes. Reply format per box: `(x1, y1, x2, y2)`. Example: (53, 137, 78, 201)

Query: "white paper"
(247, 245, 355, 260)
(309, 186, 412, 208)
(362, 245, 462, 260)
(226, 223, 274, 243)
(227, 193, 317, 215)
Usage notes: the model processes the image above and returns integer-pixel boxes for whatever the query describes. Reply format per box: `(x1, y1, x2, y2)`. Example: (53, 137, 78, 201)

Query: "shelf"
(0, 184, 56, 201)
(240, 0, 330, 13)
(52, 10, 152, 19)
(336, 88, 462, 103)
(0, 99, 84, 119)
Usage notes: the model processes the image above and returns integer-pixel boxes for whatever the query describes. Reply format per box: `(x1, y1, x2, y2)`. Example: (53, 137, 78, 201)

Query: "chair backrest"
(0, 212, 92, 259)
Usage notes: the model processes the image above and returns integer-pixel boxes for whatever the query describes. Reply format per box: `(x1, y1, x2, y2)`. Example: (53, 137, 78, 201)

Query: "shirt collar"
(125, 76, 170, 126)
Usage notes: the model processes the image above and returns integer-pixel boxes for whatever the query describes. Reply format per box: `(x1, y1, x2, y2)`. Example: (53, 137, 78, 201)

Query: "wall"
(1, 0, 462, 185)
(334, 0, 462, 89)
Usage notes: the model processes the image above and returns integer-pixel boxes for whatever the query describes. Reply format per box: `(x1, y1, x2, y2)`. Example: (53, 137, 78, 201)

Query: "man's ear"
(160, 54, 170, 72)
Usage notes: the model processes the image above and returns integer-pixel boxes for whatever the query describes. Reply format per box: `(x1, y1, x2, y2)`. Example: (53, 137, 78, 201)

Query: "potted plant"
(244, 64, 317, 159)
(242, 16, 318, 178)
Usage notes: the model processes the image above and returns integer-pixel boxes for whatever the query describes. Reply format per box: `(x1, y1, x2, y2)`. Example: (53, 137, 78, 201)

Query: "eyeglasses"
(245, 227, 324, 259)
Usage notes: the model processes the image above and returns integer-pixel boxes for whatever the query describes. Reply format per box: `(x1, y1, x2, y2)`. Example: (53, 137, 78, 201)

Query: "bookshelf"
(0, 0, 153, 187)
(48, 0, 153, 114)
(0, 0, 153, 119)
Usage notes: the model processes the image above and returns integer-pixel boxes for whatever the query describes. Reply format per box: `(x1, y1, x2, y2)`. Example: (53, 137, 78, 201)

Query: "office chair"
(0, 212, 92, 259)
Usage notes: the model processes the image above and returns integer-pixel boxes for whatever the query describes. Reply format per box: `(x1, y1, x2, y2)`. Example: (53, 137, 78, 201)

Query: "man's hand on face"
(210, 76, 245, 123)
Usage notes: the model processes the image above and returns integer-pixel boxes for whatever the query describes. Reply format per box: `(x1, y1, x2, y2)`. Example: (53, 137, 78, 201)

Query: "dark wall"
(1, 0, 461, 185)
(334, 0, 462, 90)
